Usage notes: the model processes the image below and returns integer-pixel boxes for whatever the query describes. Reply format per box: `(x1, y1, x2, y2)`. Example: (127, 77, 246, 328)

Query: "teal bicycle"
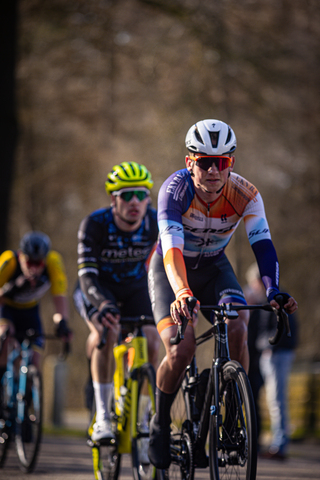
(0, 327, 69, 473)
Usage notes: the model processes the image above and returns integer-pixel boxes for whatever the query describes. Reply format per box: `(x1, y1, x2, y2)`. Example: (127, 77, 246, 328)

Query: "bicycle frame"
(183, 310, 232, 456)
(113, 326, 150, 454)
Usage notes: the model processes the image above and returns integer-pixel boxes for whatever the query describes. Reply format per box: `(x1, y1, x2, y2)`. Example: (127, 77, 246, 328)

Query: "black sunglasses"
(189, 155, 232, 172)
(114, 190, 149, 202)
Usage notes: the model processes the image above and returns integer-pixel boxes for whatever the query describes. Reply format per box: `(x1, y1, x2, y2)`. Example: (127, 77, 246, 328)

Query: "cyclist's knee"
(167, 333, 195, 371)
(144, 325, 161, 366)
(228, 314, 248, 346)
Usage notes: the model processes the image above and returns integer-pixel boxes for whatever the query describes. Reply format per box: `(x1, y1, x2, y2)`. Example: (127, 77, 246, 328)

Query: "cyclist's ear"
(185, 155, 194, 173)
(229, 155, 235, 171)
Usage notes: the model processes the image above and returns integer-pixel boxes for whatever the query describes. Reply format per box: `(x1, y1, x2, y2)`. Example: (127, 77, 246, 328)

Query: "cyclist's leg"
(148, 252, 196, 469)
(73, 282, 96, 412)
(0, 319, 15, 378)
(75, 283, 119, 441)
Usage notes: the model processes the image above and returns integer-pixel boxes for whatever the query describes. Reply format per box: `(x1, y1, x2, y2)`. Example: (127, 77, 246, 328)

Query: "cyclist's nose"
(207, 163, 219, 173)
(130, 195, 140, 204)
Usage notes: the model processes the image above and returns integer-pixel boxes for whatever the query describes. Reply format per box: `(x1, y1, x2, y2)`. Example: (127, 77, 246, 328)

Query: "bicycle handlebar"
(170, 296, 291, 346)
(0, 328, 70, 360)
(268, 294, 291, 345)
(97, 315, 155, 350)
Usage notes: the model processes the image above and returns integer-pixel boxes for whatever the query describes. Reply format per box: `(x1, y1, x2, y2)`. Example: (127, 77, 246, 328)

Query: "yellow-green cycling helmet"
(105, 162, 153, 194)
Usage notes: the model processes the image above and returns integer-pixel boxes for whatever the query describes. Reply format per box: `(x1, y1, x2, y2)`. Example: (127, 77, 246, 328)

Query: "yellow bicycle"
(87, 315, 157, 480)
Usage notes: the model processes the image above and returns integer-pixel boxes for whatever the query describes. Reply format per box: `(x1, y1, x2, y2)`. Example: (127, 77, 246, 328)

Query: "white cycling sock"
(93, 381, 113, 423)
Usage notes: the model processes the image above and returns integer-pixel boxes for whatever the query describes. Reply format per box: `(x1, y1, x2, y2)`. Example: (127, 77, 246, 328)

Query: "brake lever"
(268, 294, 291, 345)
(170, 297, 198, 345)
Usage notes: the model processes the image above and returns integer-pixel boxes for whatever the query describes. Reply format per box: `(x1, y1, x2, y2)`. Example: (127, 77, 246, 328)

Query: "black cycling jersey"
(77, 205, 158, 311)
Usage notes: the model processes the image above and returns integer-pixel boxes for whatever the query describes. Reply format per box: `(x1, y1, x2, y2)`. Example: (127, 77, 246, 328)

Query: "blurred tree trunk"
(0, 0, 18, 252)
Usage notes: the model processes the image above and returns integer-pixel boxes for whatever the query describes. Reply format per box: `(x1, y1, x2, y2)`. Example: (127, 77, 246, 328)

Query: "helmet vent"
(195, 127, 204, 144)
(209, 131, 219, 148)
(225, 127, 232, 145)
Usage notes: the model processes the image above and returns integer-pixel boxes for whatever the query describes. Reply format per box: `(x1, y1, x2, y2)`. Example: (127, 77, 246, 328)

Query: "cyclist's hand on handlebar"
(268, 291, 298, 315)
(54, 317, 73, 342)
(96, 303, 120, 330)
(170, 289, 200, 325)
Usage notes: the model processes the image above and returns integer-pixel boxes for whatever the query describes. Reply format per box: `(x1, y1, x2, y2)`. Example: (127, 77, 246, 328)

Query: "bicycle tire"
(164, 373, 194, 480)
(0, 379, 11, 468)
(209, 360, 257, 480)
(131, 363, 157, 480)
(99, 445, 122, 480)
(97, 390, 121, 480)
(15, 365, 42, 473)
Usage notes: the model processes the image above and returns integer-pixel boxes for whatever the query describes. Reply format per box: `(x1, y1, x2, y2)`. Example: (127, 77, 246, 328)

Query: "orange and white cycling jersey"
(156, 169, 279, 298)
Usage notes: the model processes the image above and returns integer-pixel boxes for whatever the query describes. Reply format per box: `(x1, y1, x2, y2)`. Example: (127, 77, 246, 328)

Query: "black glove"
(55, 318, 72, 338)
(97, 304, 120, 324)
(267, 289, 290, 307)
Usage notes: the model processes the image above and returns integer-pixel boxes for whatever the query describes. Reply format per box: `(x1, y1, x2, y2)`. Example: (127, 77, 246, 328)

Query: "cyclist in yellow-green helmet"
(74, 162, 159, 457)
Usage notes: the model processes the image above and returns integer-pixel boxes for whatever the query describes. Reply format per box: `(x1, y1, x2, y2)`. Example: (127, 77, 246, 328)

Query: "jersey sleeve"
(243, 193, 279, 294)
(46, 251, 68, 296)
(77, 215, 109, 309)
(0, 251, 18, 287)
(157, 171, 192, 297)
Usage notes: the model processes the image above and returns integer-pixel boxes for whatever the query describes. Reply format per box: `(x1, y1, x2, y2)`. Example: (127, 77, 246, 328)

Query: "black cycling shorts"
(148, 252, 246, 326)
(73, 275, 153, 323)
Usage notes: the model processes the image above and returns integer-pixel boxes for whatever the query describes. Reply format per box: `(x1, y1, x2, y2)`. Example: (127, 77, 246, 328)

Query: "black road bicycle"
(162, 295, 290, 480)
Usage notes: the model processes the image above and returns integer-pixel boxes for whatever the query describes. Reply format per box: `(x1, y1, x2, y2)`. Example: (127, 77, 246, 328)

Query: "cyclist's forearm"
(163, 247, 191, 297)
(79, 273, 107, 309)
(251, 239, 279, 293)
(52, 295, 69, 321)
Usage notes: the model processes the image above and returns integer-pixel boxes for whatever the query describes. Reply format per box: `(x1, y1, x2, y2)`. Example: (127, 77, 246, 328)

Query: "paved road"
(1, 434, 319, 480)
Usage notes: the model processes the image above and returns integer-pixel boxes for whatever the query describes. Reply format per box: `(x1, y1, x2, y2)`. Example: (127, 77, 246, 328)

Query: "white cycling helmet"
(185, 119, 237, 155)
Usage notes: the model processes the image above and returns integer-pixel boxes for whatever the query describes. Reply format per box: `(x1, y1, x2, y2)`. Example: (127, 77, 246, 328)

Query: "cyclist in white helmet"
(74, 162, 160, 456)
(147, 119, 298, 469)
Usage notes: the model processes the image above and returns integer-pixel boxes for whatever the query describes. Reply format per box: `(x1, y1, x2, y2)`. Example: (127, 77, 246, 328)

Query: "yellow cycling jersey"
(0, 249, 68, 309)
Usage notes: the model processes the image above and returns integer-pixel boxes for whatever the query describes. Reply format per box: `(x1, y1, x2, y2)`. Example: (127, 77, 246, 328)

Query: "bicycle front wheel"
(131, 363, 157, 480)
(209, 360, 257, 480)
(15, 365, 42, 473)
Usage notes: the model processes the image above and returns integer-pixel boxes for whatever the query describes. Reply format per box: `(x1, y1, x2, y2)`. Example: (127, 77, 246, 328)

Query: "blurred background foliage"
(1, 0, 320, 409)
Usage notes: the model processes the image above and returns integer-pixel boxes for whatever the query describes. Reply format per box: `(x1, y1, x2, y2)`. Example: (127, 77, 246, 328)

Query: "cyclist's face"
(19, 253, 45, 279)
(186, 154, 234, 200)
(112, 190, 150, 230)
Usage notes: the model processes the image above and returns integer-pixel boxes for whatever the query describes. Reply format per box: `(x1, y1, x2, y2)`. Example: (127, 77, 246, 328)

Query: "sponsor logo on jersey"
(101, 246, 151, 260)
(184, 222, 238, 235)
(248, 228, 269, 240)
